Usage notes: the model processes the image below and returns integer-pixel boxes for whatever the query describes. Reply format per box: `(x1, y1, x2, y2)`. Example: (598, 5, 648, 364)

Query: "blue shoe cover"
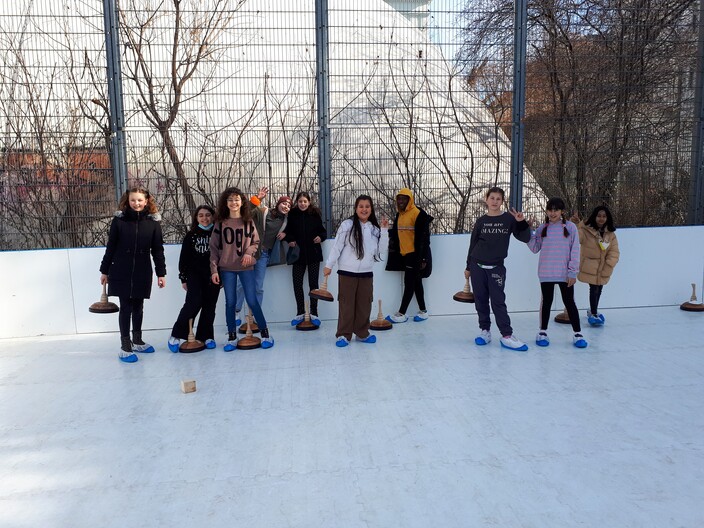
(119, 352, 138, 363)
(223, 343, 236, 352)
(588, 315, 602, 326)
(536, 337, 550, 347)
(501, 342, 529, 351)
(356, 334, 376, 343)
(475, 336, 489, 346)
(261, 337, 274, 349)
(205, 339, 216, 349)
(311, 316, 321, 327)
(574, 338, 588, 348)
(336, 336, 349, 347)
(168, 340, 180, 353)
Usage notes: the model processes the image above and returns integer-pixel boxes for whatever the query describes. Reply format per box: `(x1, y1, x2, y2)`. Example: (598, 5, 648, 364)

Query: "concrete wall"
(1, 226, 702, 339)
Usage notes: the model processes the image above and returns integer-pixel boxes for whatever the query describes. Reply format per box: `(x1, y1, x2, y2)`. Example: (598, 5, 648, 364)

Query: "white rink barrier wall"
(1, 226, 702, 339)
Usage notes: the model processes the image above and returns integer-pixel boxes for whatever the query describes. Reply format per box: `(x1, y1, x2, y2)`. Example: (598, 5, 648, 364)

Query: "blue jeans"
(221, 269, 267, 333)
(235, 250, 270, 311)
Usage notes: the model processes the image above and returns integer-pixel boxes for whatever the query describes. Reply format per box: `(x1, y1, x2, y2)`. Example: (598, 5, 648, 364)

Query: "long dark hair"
(585, 205, 616, 232)
(189, 204, 215, 232)
(293, 191, 322, 217)
(215, 187, 252, 223)
(118, 186, 159, 214)
(348, 195, 381, 260)
(541, 197, 569, 238)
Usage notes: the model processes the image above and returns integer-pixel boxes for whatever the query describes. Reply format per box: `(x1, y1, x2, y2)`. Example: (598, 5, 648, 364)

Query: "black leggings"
(399, 252, 426, 314)
(119, 296, 144, 338)
(292, 261, 320, 316)
(539, 282, 580, 332)
(589, 284, 604, 315)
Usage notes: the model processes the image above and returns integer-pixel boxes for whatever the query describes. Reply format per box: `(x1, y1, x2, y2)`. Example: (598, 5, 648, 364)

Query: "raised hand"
(508, 207, 525, 222)
(257, 186, 269, 200)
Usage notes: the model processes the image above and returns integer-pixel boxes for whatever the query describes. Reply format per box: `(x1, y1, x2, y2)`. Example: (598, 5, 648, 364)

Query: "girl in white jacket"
(323, 195, 382, 347)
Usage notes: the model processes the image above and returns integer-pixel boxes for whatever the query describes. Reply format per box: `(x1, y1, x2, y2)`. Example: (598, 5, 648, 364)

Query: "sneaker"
(500, 335, 528, 351)
(168, 336, 180, 353)
(291, 314, 305, 326)
(261, 336, 275, 349)
(573, 333, 588, 348)
(132, 342, 155, 353)
(413, 310, 429, 322)
(310, 315, 321, 327)
(535, 331, 550, 347)
(385, 312, 408, 324)
(336, 336, 350, 347)
(587, 313, 602, 326)
(475, 329, 491, 346)
(119, 337, 138, 363)
(356, 334, 376, 343)
(204, 339, 216, 349)
(224, 332, 238, 352)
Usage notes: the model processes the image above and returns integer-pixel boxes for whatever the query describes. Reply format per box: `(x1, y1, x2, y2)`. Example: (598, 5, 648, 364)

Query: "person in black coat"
(99, 187, 166, 363)
(167, 205, 220, 352)
(385, 188, 433, 323)
(283, 191, 327, 325)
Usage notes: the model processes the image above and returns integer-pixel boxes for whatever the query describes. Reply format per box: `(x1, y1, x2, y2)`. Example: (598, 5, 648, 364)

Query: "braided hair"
(541, 197, 569, 238)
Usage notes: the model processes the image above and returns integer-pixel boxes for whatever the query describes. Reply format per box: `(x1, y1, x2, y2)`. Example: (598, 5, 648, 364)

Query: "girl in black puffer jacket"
(99, 187, 166, 363)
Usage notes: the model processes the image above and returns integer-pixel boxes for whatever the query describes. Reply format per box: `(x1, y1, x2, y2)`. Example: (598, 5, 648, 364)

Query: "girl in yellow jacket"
(574, 206, 620, 326)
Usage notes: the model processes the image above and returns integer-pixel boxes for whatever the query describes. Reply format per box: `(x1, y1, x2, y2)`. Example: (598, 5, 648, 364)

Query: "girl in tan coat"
(575, 206, 620, 326)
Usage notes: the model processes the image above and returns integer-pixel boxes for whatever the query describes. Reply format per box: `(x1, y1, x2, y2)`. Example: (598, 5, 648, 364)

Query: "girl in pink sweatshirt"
(528, 197, 587, 348)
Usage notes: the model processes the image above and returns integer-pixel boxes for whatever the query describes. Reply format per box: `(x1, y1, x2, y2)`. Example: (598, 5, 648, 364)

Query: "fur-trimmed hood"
(114, 209, 162, 221)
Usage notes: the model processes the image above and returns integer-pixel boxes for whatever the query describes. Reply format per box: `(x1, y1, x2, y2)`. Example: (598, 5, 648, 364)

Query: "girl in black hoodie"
(167, 205, 220, 352)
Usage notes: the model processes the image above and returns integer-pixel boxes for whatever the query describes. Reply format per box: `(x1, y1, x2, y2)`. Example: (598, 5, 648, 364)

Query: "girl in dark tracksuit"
(167, 205, 220, 352)
(100, 187, 166, 363)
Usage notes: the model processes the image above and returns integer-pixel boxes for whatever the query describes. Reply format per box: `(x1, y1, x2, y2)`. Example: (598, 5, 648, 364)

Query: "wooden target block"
(181, 379, 196, 393)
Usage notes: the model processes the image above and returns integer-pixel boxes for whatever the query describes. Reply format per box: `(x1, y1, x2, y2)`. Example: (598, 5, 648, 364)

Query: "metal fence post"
(103, 0, 129, 203)
(510, 0, 528, 211)
(315, 0, 332, 235)
(688, 0, 704, 225)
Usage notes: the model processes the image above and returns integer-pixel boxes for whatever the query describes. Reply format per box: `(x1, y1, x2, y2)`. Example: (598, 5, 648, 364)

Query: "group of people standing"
(99, 184, 619, 363)
(466, 187, 620, 351)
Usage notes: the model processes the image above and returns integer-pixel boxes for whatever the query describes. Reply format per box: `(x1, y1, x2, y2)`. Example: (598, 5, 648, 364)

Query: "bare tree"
(459, 0, 698, 224)
(118, 0, 246, 221)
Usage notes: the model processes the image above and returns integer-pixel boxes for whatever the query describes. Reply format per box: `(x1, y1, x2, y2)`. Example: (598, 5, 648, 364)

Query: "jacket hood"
(396, 188, 416, 211)
(115, 209, 162, 221)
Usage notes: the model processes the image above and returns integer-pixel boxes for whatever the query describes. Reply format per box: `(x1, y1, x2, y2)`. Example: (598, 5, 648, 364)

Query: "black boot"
(132, 331, 144, 345)
(131, 331, 154, 353)
(119, 336, 137, 363)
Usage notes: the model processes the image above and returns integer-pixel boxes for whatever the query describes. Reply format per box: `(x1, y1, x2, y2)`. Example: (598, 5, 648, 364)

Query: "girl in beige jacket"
(575, 206, 620, 326)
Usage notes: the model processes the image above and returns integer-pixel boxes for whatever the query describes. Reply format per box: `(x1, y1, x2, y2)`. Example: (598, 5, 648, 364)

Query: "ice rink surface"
(1, 307, 702, 528)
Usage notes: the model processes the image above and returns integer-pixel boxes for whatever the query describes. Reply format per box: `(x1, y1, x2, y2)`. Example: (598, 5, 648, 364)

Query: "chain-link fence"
(0, 0, 701, 250)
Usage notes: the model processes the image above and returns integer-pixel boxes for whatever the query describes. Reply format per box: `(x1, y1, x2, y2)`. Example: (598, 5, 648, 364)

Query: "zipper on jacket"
(130, 212, 139, 297)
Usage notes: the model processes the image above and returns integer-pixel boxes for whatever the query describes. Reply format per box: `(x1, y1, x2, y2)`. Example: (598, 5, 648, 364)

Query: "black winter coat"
(99, 208, 166, 299)
(385, 208, 433, 278)
(283, 207, 327, 264)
